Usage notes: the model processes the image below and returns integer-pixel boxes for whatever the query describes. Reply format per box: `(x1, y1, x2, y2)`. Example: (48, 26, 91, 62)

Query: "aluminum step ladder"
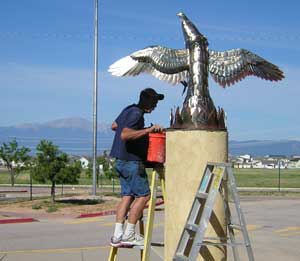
(173, 162, 254, 261)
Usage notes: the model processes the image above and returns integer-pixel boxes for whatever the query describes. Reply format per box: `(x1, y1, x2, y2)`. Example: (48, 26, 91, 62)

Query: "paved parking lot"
(1, 196, 300, 260)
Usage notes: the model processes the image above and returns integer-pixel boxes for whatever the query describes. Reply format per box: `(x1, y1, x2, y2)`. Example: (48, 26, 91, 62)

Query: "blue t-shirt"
(110, 104, 149, 161)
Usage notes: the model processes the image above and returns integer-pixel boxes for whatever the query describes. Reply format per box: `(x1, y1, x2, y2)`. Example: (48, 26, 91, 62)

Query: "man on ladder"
(109, 88, 164, 247)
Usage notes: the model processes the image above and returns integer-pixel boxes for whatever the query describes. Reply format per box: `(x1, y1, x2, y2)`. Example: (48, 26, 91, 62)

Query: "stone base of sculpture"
(165, 129, 228, 260)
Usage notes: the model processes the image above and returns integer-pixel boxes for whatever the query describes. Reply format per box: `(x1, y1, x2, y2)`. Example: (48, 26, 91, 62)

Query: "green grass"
(239, 191, 300, 196)
(1, 168, 299, 188)
(0, 170, 120, 186)
(0, 170, 31, 184)
(46, 204, 58, 213)
(32, 204, 42, 210)
(234, 168, 300, 187)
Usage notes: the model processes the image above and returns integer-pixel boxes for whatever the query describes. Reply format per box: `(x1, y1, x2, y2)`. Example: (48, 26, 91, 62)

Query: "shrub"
(46, 205, 58, 213)
(32, 204, 42, 210)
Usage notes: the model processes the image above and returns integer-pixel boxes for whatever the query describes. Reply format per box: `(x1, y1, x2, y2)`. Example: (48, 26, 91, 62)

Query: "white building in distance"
(79, 157, 89, 169)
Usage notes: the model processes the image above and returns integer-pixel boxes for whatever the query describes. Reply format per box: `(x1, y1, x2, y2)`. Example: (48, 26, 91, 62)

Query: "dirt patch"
(0, 194, 120, 219)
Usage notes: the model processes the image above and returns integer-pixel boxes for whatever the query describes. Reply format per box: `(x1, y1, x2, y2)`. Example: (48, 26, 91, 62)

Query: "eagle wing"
(108, 46, 189, 85)
(209, 48, 284, 87)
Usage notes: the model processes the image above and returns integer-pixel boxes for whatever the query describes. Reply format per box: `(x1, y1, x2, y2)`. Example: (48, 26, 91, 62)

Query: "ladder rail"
(225, 200, 240, 261)
(174, 166, 214, 257)
(227, 167, 255, 261)
(188, 166, 225, 260)
(142, 170, 158, 261)
(223, 171, 240, 261)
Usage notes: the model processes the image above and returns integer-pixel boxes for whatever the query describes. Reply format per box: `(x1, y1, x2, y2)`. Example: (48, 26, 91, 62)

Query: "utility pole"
(92, 0, 99, 196)
(278, 159, 281, 192)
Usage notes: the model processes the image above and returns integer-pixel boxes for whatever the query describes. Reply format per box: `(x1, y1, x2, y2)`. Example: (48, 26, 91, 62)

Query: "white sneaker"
(110, 235, 123, 247)
(121, 232, 144, 246)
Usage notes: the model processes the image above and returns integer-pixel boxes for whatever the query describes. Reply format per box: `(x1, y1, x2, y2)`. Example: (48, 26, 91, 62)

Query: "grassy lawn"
(0, 170, 120, 186)
(0, 170, 31, 184)
(234, 168, 300, 188)
(1, 168, 299, 188)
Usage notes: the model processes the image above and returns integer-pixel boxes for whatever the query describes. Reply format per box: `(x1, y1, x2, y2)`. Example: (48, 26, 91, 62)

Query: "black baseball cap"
(140, 88, 164, 101)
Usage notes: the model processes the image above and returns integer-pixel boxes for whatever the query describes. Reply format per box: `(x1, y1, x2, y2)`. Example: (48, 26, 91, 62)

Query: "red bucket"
(147, 132, 166, 164)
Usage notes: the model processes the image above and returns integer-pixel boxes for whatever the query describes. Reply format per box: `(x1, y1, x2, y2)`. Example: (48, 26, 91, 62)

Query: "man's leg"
(111, 195, 134, 246)
(111, 159, 133, 246)
(121, 161, 150, 246)
(116, 195, 134, 223)
(127, 195, 150, 224)
(121, 194, 150, 246)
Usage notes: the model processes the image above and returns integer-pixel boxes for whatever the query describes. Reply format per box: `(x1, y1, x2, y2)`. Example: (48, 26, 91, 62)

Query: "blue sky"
(0, 0, 299, 140)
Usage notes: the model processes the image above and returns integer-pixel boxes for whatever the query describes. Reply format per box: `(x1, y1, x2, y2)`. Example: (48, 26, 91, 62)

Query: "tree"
(0, 139, 31, 186)
(31, 140, 70, 202)
(56, 160, 82, 186)
(86, 155, 117, 180)
(104, 160, 117, 180)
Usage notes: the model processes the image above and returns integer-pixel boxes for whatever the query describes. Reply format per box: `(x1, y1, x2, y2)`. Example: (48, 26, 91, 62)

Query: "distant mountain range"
(11, 117, 111, 133)
(229, 140, 300, 157)
(1, 117, 300, 156)
(0, 117, 114, 156)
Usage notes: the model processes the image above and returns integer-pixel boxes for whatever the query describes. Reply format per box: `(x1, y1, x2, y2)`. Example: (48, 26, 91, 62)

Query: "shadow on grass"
(55, 199, 104, 205)
(103, 192, 121, 197)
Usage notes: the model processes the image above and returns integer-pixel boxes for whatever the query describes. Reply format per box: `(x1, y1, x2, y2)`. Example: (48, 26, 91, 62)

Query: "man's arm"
(121, 125, 163, 141)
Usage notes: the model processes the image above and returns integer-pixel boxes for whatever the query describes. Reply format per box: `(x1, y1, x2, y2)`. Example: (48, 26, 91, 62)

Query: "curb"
(77, 199, 164, 219)
(0, 218, 38, 224)
(77, 210, 117, 218)
(0, 190, 28, 193)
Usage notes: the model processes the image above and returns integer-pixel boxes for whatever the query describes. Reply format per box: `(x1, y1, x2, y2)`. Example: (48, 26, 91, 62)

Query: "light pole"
(30, 172, 32, 201)
(99, 164, 103, 193)
(92, 0, 99, 196)
(278, 159, 281, 192)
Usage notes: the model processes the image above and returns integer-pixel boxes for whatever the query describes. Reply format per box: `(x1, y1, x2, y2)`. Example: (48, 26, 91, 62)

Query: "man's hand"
(147, 124, 164, 133)
(111, 121, 118, 131)
(121, 125, 164, 141)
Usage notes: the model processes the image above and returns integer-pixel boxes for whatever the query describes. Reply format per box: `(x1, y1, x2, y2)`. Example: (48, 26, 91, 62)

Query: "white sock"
(113, 223, 124, 239)
(124, 222, 136, 236)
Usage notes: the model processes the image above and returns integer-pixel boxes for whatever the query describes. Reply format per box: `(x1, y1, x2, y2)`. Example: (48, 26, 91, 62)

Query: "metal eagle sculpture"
(108, 12, 284, 129)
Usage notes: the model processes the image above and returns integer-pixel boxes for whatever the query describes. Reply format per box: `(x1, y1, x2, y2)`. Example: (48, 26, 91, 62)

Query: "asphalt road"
(1, 197, 300, 261)
(1, 185, 300, 202)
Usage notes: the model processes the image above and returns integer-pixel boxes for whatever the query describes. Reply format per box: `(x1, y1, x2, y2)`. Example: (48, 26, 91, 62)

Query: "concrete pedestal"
(165, 130, 228, 261)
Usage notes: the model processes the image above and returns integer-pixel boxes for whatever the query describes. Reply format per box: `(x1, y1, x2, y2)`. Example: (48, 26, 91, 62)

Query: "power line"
(0, 31, 299, 42)
(0, 136, 113, 142)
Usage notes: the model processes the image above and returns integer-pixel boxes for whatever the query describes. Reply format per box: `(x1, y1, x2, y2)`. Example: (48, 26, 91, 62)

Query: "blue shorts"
(115, 159, 150, 197)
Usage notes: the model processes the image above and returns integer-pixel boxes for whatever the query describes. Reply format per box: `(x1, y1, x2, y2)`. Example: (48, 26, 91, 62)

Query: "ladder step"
(132, 241, 165, 250)
(204, 236, 230, 241)
(133, 245, 144, 250)
(173, 254, 188, 261)
(201, 241, 246, 247)
(185, 223, 199, 232)
(229, 224, 242, 230)
(196, 192, 208, 199)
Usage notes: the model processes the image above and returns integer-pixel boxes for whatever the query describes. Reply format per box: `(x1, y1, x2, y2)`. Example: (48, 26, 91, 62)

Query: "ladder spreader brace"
(173, 162, 254, 261)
